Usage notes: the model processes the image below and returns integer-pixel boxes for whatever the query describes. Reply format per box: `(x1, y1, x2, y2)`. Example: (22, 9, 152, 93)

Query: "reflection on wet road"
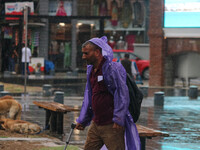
(15, 92, 200, 150)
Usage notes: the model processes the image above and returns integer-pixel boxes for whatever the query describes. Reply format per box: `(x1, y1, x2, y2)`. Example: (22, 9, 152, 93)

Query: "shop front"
(0, 0, 149, 73)
(47, 0, 149, 71)
(0, 1, 43, 73)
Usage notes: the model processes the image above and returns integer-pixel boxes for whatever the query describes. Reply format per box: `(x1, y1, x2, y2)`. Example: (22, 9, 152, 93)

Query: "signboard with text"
(5, 2, 34, 20)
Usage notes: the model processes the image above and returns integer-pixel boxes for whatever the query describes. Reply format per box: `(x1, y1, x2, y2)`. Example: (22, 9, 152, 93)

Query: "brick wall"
(148, 0, 200, 87)
(148, 0, 165, 86)
(167, 38, 200, 55)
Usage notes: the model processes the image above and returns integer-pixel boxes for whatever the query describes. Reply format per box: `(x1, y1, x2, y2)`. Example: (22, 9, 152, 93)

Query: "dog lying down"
(0, 99, 22, 120)
(0, 95, 14, 100)
(0, 118, 41, 134)
(0, 95, 22, 120)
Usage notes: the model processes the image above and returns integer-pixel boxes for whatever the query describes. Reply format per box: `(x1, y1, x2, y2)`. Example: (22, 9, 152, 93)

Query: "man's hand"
(75, 123, 85, 130)
(113, 123, 123, 130)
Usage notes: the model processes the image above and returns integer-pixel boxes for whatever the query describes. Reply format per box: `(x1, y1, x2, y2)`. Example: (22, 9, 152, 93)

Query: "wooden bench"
(136, 124, 169, 150)
(33, 101, 168, 149)
(33, 101, 79, 134)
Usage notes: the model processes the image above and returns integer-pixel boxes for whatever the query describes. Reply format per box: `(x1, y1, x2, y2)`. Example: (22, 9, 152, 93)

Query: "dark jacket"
(121, 59, 133, 77)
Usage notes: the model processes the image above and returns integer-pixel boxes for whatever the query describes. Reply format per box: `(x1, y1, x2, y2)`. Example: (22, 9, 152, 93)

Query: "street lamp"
(23, 4, 29, 95)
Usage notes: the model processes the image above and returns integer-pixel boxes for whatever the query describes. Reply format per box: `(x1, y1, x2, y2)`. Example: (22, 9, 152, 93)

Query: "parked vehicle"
(113, 50, 149, 80)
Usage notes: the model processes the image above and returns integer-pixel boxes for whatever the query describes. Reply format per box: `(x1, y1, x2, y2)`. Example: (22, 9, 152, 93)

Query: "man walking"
(21, 43, 32, 75)
(121, 53, 133, 77)
(75, 36, 140, 150)
(8, 42, 18, 74)
(121, 53, 137, 80)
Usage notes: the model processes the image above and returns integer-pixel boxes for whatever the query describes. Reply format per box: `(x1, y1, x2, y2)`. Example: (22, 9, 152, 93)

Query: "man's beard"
(85, 59, 96, 66)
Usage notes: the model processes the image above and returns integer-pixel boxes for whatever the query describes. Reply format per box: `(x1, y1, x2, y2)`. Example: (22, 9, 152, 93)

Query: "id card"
(98, 75, 103, 82)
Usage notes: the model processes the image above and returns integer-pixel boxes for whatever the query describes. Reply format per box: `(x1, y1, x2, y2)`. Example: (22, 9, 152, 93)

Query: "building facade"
(0, 0, 149, 74)
(149, 0, 200, 87)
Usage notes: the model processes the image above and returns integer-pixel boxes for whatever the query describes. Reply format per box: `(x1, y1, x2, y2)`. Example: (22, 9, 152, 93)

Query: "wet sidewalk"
(1, 73, 200, 149)
(9, 93, 200, 150)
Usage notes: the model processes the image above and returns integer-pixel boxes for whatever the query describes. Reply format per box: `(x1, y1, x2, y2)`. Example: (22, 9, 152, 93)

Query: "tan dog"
(0, 118, 41, 134)
(0, 95, 14, 100)
(0, 99, 22, 120)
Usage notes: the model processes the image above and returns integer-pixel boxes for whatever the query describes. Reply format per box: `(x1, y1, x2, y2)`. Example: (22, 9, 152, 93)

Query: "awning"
(9, 22, 46, 27)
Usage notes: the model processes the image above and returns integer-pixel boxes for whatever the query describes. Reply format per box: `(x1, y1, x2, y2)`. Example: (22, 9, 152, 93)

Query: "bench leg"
(45, 110, 51, 130)
(50, 111, 57, 132)
(140, 137, 146, 150)
(56, 112, 64, 134)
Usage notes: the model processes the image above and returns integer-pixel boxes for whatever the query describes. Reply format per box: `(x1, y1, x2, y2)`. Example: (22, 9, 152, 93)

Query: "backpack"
(126, 73, 143, 123)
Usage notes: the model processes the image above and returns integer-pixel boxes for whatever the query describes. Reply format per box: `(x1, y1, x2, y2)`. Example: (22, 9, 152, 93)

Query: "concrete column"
(0, 91, 11, 97)
(154, 91, 164, 106)
(4, 71, 11, 77)
(164, 56, 175, 86)
(73, 68, 79, 76)
(50, 69, 55, 76)
(54, 91, 64, 104)
(35, 71, 41, 77)
(0, 85, 4, 92)
(71, 0, 77, 71)
(188, 86, 198, 99)
(38, 0, 49, 59)
(140, 86, 148, 97)
(66, 71, 73, 76)
(43, 84, 52, 96)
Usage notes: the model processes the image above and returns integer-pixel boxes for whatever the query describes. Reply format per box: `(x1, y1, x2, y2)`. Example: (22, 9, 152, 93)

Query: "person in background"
(21, 43, 32, 75)
(75, 36, 140, 150)
(32, 47, 38, 57)
(8, 42, 18, 74)
(121, 53, 135, 78)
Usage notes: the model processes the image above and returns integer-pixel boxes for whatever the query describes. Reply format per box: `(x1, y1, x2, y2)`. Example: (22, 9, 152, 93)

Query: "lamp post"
(23, 5, 28, 95)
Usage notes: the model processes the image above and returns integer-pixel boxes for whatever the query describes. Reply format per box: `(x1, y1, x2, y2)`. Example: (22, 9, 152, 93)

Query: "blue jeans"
(22, 62, 30, 75)
(9, 57, 15, 72)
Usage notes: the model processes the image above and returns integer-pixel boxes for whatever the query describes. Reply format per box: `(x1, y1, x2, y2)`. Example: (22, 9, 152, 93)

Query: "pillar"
(188, 86, 198, 99)
(43, 84, 52, 96)
(148, 0, 165, 86)
(154, 91, 164, 107)
(54, 91, 64, 104)
(0, 85, 4, 92)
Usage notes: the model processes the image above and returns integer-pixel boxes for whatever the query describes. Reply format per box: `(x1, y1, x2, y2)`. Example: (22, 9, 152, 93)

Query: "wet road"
(139, 96, 200, 150)
(13, 92, 200, 150)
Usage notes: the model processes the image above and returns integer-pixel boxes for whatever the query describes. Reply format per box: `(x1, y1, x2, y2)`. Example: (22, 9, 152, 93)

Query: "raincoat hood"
(89, 36, 113, 62)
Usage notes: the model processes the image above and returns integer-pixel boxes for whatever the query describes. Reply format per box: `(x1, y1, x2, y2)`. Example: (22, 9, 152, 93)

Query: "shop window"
(78, 0, 92, 16)
(49, 23, 72, 69)
(49, 0, 72, 16)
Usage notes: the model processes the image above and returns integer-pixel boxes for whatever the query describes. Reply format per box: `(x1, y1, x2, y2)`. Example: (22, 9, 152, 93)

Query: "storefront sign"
(5, 2, 34, 20)
(29, 57, 44, 73)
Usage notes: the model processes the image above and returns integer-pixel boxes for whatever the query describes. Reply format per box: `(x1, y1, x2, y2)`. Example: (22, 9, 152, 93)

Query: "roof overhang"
(9, 22, 46, 27)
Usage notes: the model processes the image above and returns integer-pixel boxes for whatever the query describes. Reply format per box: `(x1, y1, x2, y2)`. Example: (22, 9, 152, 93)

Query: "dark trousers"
(22, 62, 30, 75)
(9, 57, 15, 72)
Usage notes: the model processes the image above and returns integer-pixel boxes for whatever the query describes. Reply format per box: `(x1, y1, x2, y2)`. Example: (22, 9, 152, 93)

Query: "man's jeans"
(84, 121, 125, 150)
(9, 57, 15, 72)
(22, 62, 30, 75)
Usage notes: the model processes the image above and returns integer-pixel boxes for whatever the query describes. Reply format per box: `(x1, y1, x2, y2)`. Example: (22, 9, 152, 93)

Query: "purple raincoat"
(76, 36, 141, 150)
